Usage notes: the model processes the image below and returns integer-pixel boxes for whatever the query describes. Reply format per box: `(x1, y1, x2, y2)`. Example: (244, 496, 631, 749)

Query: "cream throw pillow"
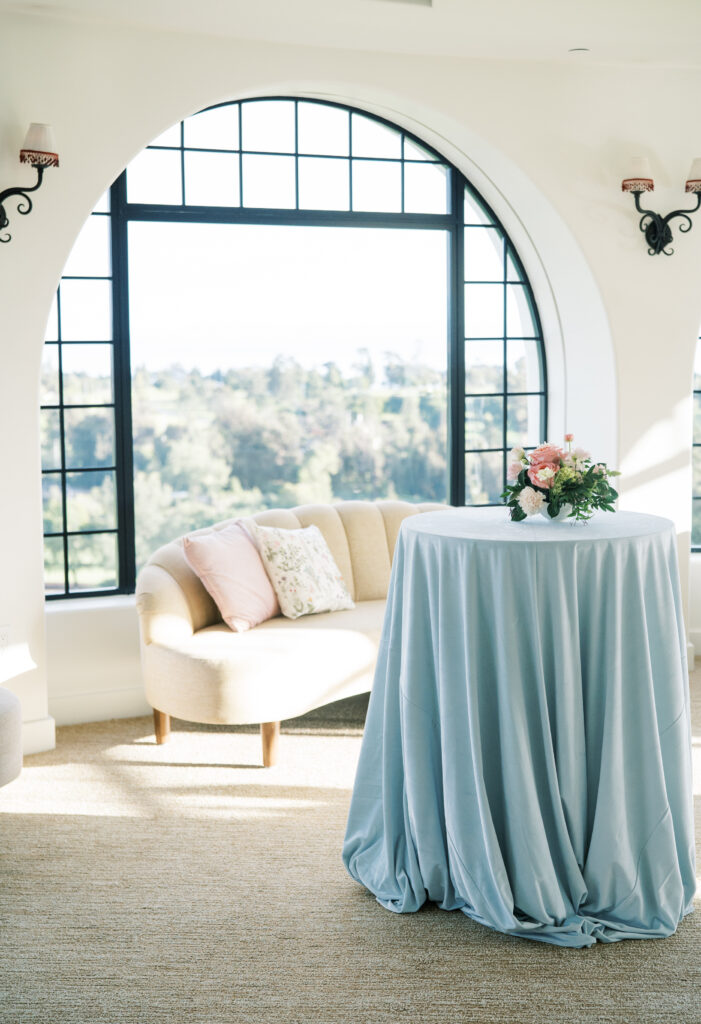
(247, 522, 354, 619)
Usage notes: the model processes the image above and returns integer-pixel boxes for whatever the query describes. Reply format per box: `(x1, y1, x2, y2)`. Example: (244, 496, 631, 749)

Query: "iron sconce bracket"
(0, 164, 46, 244)
(630, 189, 701, 255)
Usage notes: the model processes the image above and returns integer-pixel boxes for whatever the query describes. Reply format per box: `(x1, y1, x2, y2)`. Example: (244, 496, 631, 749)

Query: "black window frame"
(43, 96, 547, 599)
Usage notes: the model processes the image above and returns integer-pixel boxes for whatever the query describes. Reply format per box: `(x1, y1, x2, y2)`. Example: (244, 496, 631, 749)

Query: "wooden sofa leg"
(153, 709, 171, 745)
(261, 721, 280, 767)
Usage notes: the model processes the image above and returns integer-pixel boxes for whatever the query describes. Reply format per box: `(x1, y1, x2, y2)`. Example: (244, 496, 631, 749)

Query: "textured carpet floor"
(0, 678, 699, 1024)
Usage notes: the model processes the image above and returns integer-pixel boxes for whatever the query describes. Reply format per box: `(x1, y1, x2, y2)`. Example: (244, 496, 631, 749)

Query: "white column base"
(22, 715, 56, 755)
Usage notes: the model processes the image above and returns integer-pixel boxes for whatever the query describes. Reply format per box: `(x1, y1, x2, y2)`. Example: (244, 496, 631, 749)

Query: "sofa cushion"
(142, 600, 386, 725)
(183, 522, 279, 632)
(248, 522, 354, 619)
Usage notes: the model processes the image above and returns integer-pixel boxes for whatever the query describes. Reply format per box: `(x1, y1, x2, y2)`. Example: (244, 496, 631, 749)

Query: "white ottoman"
(0, 687, 22, 787)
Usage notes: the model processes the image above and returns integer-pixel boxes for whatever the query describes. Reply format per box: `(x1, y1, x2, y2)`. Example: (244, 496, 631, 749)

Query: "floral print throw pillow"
(246, 523, 354, 619)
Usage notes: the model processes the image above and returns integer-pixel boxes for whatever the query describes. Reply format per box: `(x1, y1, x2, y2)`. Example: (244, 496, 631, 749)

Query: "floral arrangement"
(502, 434, 620, 522)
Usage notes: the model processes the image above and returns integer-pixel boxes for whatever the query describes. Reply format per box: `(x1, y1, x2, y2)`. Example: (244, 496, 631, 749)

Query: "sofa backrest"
(136, 499, 447, 640)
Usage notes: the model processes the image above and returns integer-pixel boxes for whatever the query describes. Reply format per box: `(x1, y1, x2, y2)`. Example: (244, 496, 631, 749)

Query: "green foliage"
(130, 355, 449, 569)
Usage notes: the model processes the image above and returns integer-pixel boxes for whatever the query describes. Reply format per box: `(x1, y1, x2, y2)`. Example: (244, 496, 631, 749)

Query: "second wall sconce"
(0, 123, 59, 244)
(622, 157, 701, 255)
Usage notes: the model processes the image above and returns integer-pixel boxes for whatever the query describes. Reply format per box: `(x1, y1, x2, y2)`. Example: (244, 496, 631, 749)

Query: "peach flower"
(528, 461, 559, 489)
(529, 443, 564, 465)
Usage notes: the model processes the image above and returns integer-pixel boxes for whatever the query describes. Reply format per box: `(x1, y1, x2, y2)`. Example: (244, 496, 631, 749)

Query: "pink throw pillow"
(183, 522, 279, 632)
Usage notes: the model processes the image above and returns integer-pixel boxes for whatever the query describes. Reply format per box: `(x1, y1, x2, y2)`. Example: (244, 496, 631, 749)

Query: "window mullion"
(449, 172, 465, 507)
(111, 173, 137, 593)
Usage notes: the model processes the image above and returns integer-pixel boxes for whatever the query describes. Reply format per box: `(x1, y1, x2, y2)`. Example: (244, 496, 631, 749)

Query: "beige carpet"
(0, 677, 699, 1024)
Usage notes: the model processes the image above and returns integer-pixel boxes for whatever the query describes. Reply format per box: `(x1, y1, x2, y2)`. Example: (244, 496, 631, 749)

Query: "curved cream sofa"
(135, 499, 446, 765)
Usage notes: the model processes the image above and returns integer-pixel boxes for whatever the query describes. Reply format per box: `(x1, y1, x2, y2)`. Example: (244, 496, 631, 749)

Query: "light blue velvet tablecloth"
(342, 508, 696, 947)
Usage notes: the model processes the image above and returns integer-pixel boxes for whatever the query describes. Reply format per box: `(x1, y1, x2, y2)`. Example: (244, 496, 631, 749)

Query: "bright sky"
(127, 222, 449, 375)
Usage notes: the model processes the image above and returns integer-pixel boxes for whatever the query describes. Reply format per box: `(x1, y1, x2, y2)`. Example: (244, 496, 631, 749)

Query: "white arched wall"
(2, 12, 696, 746)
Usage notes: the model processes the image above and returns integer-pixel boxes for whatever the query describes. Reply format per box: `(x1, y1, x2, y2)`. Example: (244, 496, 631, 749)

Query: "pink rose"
(530, 443, 564, 465)
(507, 461, 523, 481)
(564, 433, 574, 443)
(527, 461, 559, 489)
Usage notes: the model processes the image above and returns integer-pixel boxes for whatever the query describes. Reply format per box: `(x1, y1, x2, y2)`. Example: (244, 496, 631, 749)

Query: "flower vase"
(540, 503, 573, 523)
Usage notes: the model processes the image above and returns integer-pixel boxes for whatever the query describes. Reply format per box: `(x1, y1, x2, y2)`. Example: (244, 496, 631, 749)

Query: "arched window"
(40, 98, 546, 597)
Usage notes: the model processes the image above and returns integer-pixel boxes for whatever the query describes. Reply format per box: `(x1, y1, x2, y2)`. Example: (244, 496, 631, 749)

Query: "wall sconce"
(0, 123, 59, 244)
(622, 157, 701, 255)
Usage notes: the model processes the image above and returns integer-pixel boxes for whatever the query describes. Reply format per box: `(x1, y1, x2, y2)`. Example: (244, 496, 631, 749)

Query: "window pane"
(42, 475, 63, 533)
(507, 395, 541, 448)
(184, 151, 240, 206)
(62, 214, 111, 278)
(506, 284, 537, 337)
(466, 395, 503, 449)
(506, 245, 523, 281)
(404, 138, 434, 161)
(241, 100, 295, 153)
(693, 447, 701, 493)
(298, 157, 349, 211)
(67, 533, 118, 592)
(44, 536, 65, 595)
(127, 149, 182, 205)
(242, 154, 296, 208)
(61, 344, 114, 405)
(464, 188, 493, 226)
(45, 295, 58, 341)
(59, 280, 112, 341)
(465, 340, 503, 394)
(403, 163, 448, 214)
(40, 344, 59, 404)
(66, 471, 117, 531)
(507, 338, 542, 393)
(352, 160, 401, 213)
(694, 345, 701, 393)
(128, 221, 448, 565)
(466, 450, 504, 504)
(41, 409, 62, 470)
(184, 105, 239, 150)
(464, 284, 503, 338)
(351, 114, 401, 159)
(150, 123, 181, 148)
(465, 227, 504, 282)
(694, 394, 701, 443)
(298, 103, 349, 156)
(64, 409, 115, 469)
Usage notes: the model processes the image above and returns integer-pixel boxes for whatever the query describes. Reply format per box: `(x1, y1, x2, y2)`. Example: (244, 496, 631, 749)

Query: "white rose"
(508, 446, 526, 463)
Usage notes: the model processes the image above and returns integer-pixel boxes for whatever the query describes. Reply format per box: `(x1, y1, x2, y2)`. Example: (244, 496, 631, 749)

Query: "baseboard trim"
(49, 686, 151, 727)
(22, 716, 56, 755)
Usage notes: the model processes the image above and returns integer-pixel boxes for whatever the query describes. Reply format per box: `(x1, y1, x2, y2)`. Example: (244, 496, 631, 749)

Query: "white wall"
(2, 12, 699, 743)
(45, 597, 145, 726)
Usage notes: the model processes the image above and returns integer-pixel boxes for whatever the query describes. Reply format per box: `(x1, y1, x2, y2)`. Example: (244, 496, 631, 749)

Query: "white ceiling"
(1, 0, 698, 66)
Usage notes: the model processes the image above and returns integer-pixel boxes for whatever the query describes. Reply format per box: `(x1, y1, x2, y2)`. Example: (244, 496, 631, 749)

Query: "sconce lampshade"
(685, 158, 701, 193)
(19, 123, 59, 168)
(622, 157, 654, 193)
